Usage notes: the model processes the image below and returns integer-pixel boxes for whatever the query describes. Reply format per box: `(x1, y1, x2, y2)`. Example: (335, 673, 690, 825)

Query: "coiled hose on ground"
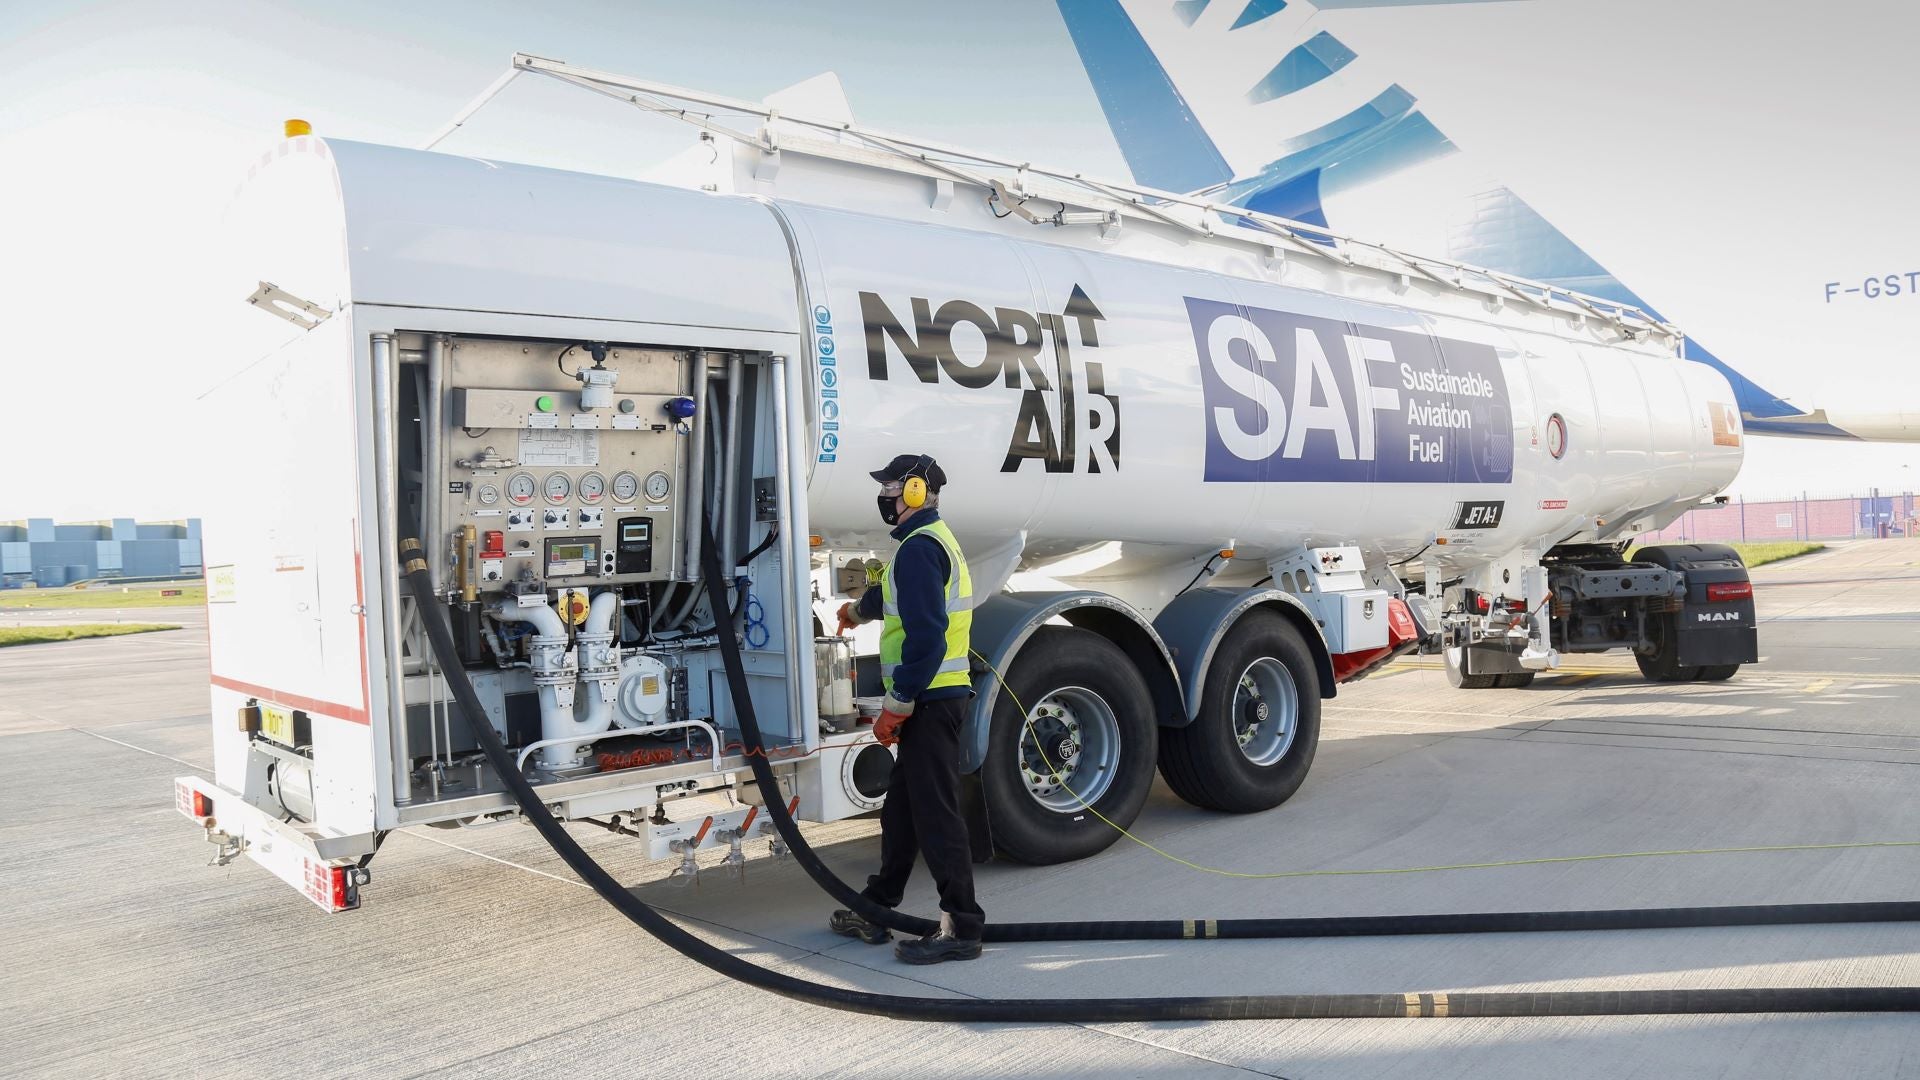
(401, 531, 1920, 1020)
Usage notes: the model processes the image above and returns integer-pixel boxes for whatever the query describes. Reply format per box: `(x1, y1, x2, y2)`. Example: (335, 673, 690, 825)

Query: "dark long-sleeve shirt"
(858, 509, 969, 703)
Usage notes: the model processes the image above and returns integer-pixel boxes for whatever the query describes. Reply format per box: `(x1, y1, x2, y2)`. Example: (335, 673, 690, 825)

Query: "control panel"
(438, 337, 691, 594)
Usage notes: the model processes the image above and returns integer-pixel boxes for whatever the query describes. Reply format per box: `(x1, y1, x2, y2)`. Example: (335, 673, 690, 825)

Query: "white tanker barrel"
(783, 201, 1742, 569)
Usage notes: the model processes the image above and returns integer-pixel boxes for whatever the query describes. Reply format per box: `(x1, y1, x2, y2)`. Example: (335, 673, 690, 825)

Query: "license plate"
(261, 703, 299, 746)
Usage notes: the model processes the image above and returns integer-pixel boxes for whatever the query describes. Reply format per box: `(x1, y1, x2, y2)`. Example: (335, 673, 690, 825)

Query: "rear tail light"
(303, 860, 355, 912)
(175, 781, 212, 819)
(1706, 581, 1753, 602)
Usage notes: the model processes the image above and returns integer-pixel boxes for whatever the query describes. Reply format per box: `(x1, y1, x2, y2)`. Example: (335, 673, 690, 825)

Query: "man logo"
(1695, 611, 1743, 623)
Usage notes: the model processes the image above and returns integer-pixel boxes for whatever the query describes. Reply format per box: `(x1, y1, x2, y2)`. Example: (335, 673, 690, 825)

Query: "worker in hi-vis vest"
(828, 453, 984, 964)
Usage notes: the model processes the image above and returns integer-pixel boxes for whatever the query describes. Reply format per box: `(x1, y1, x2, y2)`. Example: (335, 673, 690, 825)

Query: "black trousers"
(860, 695, 985, 939)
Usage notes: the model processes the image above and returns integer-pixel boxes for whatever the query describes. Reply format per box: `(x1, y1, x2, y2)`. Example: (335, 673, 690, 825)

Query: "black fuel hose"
(689, 524, 1920, 946)
(404, 536, 1920, 1019)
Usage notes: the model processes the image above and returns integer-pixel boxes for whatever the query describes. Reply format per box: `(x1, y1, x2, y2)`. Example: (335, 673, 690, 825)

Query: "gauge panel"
(644, 471, 672, 502)
(612, 471, 640, 503)
(578, 472, 607, 504)
(439, 338, 688, 591)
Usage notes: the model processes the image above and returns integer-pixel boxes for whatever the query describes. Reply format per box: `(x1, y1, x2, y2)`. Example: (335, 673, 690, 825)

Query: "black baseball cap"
(869, 453, 947, 491)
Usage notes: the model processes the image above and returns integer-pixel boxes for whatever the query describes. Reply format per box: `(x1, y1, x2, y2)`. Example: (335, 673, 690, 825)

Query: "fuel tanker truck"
(178, 62, 1757, 911)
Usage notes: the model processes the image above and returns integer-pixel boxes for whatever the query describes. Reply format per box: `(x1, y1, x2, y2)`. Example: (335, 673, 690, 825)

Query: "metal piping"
(721, 353, 744, 572)
(707, 363, 729, 575)
(424, 337, 447, 593)
(769, 354, 814, 739)
(420, 66, 524, 150)
(372, 333, 412, 805)
(678, 352, 710, 583)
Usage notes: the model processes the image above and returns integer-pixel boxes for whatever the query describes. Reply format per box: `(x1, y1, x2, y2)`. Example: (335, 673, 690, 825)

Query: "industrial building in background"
(0, 518, 203, 588)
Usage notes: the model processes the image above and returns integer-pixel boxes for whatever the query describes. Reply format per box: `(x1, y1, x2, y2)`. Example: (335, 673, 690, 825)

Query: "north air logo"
(860, 286, 1119, 473)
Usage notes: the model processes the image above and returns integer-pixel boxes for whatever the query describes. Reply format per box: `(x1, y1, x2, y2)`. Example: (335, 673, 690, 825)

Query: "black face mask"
(877, 494, 900, 526)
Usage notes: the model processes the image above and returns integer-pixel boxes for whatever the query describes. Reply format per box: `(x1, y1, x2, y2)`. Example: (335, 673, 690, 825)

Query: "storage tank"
(182, 124, 1757, 892)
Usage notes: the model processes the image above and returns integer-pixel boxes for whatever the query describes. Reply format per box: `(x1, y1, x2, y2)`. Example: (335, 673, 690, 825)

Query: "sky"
(0, 0, 1913, 521)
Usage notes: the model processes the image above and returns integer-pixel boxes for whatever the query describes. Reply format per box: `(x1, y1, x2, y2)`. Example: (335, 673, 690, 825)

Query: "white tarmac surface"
(4, 541, 1918, 1078)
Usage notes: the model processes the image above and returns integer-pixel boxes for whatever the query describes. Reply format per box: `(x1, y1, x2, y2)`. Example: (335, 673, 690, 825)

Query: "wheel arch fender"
(964, 591, 1182, 774)
(1153, 587, 1337, 724)
(1636, 542, 1749, 573)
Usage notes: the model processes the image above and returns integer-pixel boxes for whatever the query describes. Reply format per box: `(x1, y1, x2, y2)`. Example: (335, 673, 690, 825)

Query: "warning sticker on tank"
(1709, 401, 1742, 447)
(1187, 298, 1513, 484)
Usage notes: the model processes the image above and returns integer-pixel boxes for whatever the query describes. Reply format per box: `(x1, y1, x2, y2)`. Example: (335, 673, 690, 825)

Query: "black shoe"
(829, 908, 892, 945)
(894, 930, 982, 965)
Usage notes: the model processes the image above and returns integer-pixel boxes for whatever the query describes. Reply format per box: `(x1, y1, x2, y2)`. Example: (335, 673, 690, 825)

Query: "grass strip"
(0, 584, 204, 610)
(0, 623, 181, 647)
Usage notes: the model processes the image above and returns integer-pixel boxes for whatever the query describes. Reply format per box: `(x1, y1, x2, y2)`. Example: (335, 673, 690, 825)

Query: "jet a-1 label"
(1187, 298, 1513, 484)
(1451, 501, 1505, 529)
(861, 285, 1118, 474)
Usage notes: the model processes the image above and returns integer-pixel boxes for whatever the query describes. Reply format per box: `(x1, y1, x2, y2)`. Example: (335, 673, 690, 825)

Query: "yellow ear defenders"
(900, 456, 932, 507)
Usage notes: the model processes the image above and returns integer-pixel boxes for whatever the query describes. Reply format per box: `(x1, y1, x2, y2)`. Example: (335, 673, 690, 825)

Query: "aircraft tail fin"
(1053, 0, 1883, 438)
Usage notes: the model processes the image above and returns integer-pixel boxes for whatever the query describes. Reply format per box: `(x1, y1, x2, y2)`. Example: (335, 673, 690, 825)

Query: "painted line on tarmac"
(1386, 661, 1920, 685)
(24, 717, 213, 773)
(1803, 678, 1834, 694)
(397, 829, 588, 890)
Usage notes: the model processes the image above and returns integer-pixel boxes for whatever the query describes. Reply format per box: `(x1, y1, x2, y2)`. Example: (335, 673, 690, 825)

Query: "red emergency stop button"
(481, 530, 505, 558)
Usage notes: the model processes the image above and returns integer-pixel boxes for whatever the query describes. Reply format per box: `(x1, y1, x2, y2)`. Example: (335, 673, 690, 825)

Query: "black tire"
(1495, 672, 1536, 688)
(1635, 651, 1699, 682)
(1697, 664, 1741, 681)
(1444, 643, 1499, 689)
(1159, 612, 1322, 813)
(981, 627, 1158, 865)
(1637, 614, 1698, 682)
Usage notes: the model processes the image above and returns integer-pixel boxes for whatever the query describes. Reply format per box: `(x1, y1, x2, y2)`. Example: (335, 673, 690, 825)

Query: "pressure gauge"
(644, 470, 672, 502)
(476, 483, 500, 506)
(1545, 413, 1568, 460)
(543, 473, 572, 505)
(611, 471, 640, 503)
(578, 472, 607, 504)
(506, 473, 537, 506)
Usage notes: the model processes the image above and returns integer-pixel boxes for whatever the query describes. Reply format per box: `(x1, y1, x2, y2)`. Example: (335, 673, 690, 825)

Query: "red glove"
(872, 709, 908, 747)
(835, 601, 861, 636)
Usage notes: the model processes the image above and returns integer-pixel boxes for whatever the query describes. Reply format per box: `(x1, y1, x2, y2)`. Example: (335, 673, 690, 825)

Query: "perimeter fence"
(1638, 490, 1917, 544)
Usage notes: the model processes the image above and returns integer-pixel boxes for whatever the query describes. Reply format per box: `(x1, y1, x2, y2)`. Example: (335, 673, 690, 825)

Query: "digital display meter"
(544, 538, 599, 578)
(615, 517, 654, 574)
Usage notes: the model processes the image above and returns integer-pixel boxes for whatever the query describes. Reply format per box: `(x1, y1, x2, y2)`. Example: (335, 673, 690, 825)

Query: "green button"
(535, 395, 555, 412)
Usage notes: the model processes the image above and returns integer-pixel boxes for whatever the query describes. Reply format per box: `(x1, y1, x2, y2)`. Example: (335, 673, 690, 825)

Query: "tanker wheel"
(1697, 664, 1741, 681)
(1636, 615, 1698, 682)
(1444, 643, 1499, 689)
(1495, 672, 1536, 689)
(981, 627, 1157, 865)
(1158, 611, 1321, 813)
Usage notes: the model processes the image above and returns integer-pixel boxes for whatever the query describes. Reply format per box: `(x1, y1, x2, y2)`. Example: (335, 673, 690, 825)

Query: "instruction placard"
(519, 428, 600, 468)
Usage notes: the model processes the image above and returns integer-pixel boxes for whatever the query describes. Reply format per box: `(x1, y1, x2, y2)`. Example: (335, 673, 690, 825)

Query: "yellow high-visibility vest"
(878, 518, 973, 696)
